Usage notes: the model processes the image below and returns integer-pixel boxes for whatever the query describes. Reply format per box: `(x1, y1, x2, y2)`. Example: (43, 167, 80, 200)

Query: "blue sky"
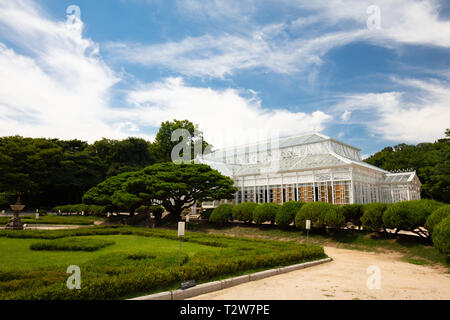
(0, 0, 449, 157)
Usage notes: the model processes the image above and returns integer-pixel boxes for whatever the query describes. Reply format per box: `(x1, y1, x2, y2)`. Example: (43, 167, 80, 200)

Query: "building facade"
(196, 133, 421, 209)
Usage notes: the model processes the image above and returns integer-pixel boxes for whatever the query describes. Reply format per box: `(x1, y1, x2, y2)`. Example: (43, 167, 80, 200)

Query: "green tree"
(153, 120, 211, 163)
(364, 130, 450, 202)
(83, 172, 139, 214)
(125, 163, 236, 220)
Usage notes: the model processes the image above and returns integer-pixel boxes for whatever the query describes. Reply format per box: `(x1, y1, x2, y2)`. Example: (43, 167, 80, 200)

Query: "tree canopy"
(364, 129, 450, 203)
(0, 120, 208, 209)
(83, 162, 237, 219)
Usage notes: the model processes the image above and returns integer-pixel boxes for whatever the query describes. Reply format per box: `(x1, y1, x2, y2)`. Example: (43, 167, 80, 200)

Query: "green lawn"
(0, 215, 102, 225)
(0, 226, 326, 300)
(0, 235, 222, 272)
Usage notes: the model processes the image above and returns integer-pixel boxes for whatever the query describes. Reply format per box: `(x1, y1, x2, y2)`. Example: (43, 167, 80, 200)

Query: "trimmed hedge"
(232, 202, 258, 223)
(52, 204, 107, 216)
(425, 205, 450, 234)
(30, 238, 115, 252)
(361, 203, 388, 232)
(323, 206, 346, 230)
(383, 200, 443, 235)
(209, 204, 234, 225)
(295, 202, 336, 231)
(275, 201, 305, 229)
(253, 203, 281, 224)
(342, 204, 364, 228)
(432, 215, 450, 255)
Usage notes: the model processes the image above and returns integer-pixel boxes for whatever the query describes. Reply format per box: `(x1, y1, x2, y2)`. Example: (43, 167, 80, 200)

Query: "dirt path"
(191, 246, 450, 300)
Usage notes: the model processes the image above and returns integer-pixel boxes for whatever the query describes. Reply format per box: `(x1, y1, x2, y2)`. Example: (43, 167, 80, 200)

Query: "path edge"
(129, 257, 333, 301)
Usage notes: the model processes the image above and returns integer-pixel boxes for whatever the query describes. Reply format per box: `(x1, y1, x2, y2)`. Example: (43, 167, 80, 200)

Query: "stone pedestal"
(5, 213, 24, 230)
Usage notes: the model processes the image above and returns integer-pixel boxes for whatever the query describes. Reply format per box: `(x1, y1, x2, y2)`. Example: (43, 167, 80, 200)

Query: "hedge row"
(29, 238, 115, 252)
(210, 201, 346, 231)
(52, 204, 107, 216)
(208, 200, 449, 252)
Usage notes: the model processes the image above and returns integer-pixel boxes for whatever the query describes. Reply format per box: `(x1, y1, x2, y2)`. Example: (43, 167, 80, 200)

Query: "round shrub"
(425, 205, 450, 234)
(361, 203, 388, 232)
(253, 203, 281, 224)
(275, 201, 305, 229)
(432, 215, 450, 255)
(209, 204, 234, 225)
(295, 202, 335, 231)
(323, 206, 346, 230)
(342, 204, 364, 228)
(232, 202, 258, 223)
(383, 200, 442, 232)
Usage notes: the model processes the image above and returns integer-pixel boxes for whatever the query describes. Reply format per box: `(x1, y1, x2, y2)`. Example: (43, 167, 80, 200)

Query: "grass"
(0, 226, 326, 300)
(0, 215, 102, 226)
(187, 222, 450, 269)
(406, 258, 429, 266)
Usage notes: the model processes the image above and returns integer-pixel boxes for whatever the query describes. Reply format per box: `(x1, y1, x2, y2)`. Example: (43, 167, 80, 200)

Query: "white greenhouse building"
(196, 132, 421, 208)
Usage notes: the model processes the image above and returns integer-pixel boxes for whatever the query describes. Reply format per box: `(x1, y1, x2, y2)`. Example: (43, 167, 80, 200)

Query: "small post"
(306, 219, 311, 242)
(178, 222, 185, 266)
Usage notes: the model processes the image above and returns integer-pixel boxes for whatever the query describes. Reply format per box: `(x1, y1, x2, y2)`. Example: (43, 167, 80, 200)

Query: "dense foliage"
(383, 200, 443, 237)
(0, 120, 210, 209)
(209, 204, 234, 225)
(275, 201, 305, 229)
(361, 203, 389, 232)
(232, 202, 258, 223)
(342, 204, 364, 228)
(364, 130, 450, 202)
(432, 216, 450, 255)
(425, 205, 450, 234)
(295, 202, 340, 231)
(252, 203, 281, 224)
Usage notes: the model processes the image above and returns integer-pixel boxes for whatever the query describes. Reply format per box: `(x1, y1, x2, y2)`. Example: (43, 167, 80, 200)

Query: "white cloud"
(127, 77, 332, 148)
(109, 0, 450, 79)
(335, 77, 450, 143)
(0, 0, 145, 142)
(106, 27, 366, 78)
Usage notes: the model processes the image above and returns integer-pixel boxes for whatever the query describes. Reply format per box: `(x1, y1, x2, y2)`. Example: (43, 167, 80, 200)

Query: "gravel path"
(191, 246, 450, 300)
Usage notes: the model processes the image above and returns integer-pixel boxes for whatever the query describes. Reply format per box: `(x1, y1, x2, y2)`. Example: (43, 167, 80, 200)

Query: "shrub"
(323, 206, 346, 230)
(53, 204, 107, 216)
(253, 203, 281, 224)
(361, 203, 388, 232)
(342, 204, 364, 228)
(232, 202, 258, 223)
(209, 204, 234, 225)
(432, 216, 450, 255)
(30, 238, 115, 252)
(295, 202, 335, 231)
(201, 209, 214, 220)
(37, 209, 47, 216)
(275, 201, 305, 229)
(425, 205, 450, 234)
(383, 200, 443, 235)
